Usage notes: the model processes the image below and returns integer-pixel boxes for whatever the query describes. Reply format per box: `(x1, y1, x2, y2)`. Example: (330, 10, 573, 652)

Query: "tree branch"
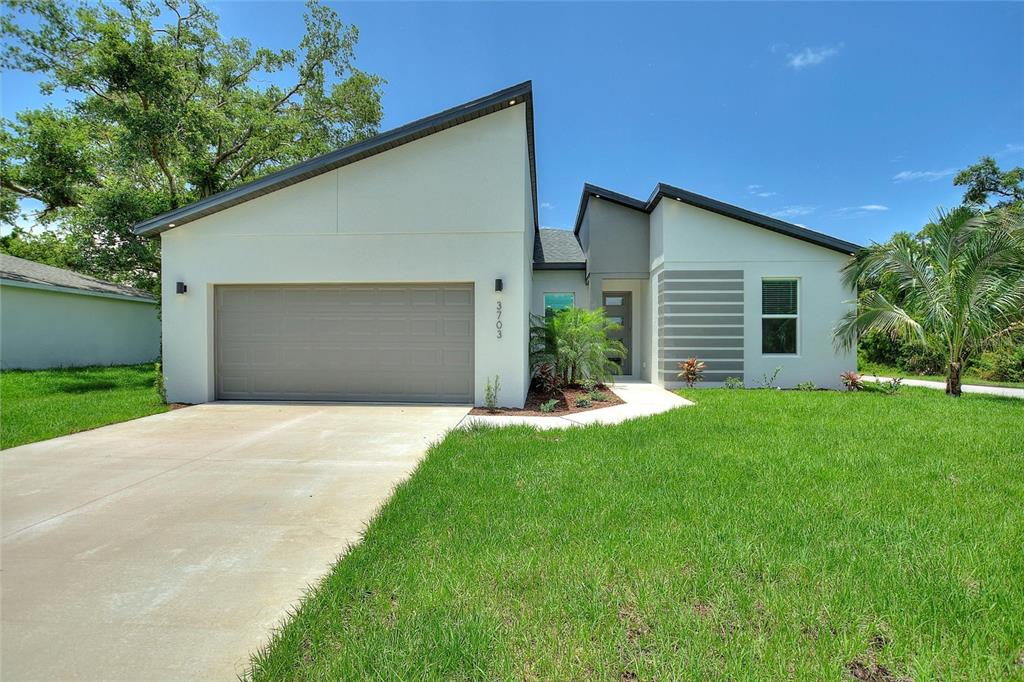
(1, 178, 47, 203)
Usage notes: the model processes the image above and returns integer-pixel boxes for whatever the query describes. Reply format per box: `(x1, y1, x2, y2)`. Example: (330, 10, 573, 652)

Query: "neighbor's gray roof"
(0, 254, 155, 301)
(533, 228, 585, 269)
(573, 182, 862, 255)
(135, 81, 538, 237)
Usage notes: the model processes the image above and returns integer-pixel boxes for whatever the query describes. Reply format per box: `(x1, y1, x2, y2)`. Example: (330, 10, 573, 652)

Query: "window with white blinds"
(762, 279, 798, 354)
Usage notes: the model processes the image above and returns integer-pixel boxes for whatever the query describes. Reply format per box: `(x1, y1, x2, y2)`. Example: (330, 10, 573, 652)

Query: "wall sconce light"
(494, 278, 503, 292)
(176, 281, 188, 294)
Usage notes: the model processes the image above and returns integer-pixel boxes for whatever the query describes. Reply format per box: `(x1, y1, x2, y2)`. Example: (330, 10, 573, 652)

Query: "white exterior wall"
(655, 200, 855, 389)
(161, 105, 532, 407)
(1, 284, 159, 369)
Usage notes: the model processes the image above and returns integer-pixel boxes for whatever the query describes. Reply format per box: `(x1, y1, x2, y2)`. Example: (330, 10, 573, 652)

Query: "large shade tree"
(0, 0, 384, 291)
(835, 206, 1024, 395)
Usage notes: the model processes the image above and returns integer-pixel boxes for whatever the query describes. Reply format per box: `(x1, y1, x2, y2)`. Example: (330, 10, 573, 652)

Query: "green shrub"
(858, 330, 945, 375)
(575, 395, 592, 408)
(589, 390, 608, 402)
(881, 377, 903, 396)
(975, 343, 1024, 382)
(539, 398, 559, 413)
(795, 380, 817, 391)
(723, 376, 744, 389)
(484, 375, 501, 413)
(758, 366, 782, 389)
(154, 362, 167, 404)
(529, 308, 626, 386)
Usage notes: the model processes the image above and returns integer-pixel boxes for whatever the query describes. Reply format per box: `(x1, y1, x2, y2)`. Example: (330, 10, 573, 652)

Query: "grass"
(248, 387, 1024, 680)
(859, 360, 1024, 390)
(1, 363, 167, 449)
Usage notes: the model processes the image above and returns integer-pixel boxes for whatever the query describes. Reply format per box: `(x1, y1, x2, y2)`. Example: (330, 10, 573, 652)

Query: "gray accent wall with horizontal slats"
(657, 269, 744, 383)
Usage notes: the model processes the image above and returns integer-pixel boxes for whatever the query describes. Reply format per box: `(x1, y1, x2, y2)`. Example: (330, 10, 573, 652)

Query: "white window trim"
(761, 277, 800, 357)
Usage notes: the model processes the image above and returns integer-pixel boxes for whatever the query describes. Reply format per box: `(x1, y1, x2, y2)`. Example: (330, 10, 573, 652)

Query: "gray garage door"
(215, 284, 474, 403)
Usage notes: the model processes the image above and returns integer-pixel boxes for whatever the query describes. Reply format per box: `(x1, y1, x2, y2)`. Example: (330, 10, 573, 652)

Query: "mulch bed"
(469, 384, 624, 416)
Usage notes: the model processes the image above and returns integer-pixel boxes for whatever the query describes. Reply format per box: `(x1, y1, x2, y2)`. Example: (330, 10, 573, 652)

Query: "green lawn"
(0, 364, 168, 449)
(859, 360, 1024, 390)
(248, 387, 1024, 681)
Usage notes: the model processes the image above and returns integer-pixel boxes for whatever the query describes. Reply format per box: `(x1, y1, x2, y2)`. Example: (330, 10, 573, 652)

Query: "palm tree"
(530, 307, 627, 386)
(834, 206, 1024, 396)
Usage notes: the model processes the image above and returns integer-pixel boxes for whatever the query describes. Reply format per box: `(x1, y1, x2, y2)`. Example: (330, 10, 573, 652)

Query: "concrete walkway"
(1, 402, 469, 681)
(461, 380, 691, 429)
(864, 375, 1024, 399)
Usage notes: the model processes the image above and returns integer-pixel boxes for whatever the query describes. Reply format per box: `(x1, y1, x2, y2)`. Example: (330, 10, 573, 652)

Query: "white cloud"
(771, 205, 816, 219)
(748, 184, 777, 198)
(755, 191, 778, 198)
(540, 201, 553, 209)
(859, 204, 888, 211)
(787, 45, 841, 69)
(747, 184, 762, 190)
(892, 168, 955, 183)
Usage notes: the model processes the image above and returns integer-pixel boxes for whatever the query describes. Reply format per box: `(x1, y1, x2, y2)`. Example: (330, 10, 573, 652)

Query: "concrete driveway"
(1, 402, 469, 680)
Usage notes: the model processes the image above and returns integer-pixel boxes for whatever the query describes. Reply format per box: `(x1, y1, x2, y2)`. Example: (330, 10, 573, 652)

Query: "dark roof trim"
(136, 81, 538, 237)
(571, 183, 646, 233)
(533, 262, 587, 270)
(573, 182, 862, 255)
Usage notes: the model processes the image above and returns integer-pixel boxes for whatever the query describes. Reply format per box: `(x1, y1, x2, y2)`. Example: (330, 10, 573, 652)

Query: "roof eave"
(0, 277, 156, 303)
(572, 183, 648, 235)
(652, 183, 862, 255)
(532, 262, 586, 270)
(135, 81, 538, 237)
(571, 181, 860, 255)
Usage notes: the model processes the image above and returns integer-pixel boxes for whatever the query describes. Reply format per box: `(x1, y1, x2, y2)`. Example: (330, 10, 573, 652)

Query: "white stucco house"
(0, 254, 160, 369)
(136, 81, 859, 407)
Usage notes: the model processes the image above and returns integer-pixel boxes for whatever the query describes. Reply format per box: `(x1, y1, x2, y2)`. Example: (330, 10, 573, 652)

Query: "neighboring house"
(136, 81, 859, 407)
(0, 254, 160, 370)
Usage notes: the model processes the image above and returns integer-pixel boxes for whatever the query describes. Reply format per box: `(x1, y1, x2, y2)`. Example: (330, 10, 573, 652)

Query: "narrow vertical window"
(762, 279, 798, 354)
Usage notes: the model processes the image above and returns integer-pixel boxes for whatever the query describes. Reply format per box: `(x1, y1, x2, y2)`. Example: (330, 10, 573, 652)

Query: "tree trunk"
(946, 361, 962, 397)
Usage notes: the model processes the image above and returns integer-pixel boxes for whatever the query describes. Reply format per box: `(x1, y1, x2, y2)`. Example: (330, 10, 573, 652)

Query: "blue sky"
(3, 1, 1022, 245)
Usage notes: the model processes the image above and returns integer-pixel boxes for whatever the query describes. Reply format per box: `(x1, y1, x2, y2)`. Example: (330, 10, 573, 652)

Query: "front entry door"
(603, 292, 632, 375)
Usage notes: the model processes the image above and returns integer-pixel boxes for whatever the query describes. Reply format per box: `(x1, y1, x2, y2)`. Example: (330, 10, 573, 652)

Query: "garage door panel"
(216, 284, 474, 403)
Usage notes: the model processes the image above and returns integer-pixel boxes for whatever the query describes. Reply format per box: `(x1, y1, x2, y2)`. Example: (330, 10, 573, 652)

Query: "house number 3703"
(495, 301, 503, 339)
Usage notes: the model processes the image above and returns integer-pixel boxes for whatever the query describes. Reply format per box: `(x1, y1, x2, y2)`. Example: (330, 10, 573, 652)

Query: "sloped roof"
(0, 254, 155, 301)
(135, 81, 538, 237)
(533, 228, 585, 269)
(573, 183, 862, 255)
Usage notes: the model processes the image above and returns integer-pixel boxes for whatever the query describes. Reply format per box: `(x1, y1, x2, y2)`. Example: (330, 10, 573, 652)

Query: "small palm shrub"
(841, 370, 863, 391)
(539, 398, 559, 413)
(676, 357, 706, 388)
(530, 308, 627, 386)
